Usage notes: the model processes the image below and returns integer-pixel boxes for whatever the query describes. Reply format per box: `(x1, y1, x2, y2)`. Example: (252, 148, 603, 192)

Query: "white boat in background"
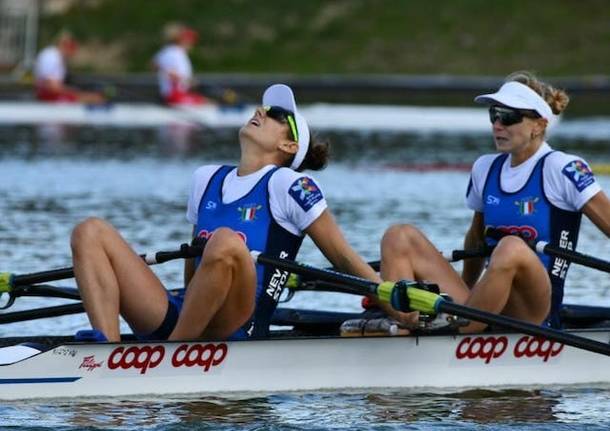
(1, 100, 609, 138)
(0, 100, 490, 133)
(1, 326, 610, 400)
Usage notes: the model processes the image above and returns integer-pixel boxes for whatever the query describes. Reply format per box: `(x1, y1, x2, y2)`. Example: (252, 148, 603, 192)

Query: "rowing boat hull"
(1, 329, 609, 400)
(2, 101, 609, 140)
(0, 101, 490, 133)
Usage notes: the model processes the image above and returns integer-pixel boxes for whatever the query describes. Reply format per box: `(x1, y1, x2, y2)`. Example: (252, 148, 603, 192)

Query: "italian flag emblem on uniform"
(515, 197, 539, 215)
(238, 204, 262, 222)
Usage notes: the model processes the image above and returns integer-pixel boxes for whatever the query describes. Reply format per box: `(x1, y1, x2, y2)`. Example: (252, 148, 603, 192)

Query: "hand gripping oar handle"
(485, 227, 610, 274)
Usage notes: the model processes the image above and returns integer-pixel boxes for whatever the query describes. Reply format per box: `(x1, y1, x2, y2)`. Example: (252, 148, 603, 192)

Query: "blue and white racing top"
(186, 164, 327, 337)
(465, 142, 601, 327)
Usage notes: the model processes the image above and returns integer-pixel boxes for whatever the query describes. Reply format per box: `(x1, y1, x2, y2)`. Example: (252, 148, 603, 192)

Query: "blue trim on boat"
(0, 377, 81, 384)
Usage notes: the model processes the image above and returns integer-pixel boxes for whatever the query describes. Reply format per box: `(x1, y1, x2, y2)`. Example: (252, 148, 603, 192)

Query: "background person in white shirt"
(153, 23, 207, 106)
(34, 31, 104, 104)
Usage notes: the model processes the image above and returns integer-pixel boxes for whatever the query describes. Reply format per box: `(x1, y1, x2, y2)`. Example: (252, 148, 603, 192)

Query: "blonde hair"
(163, 22, 185, 43)
(505, 71, 570, 115)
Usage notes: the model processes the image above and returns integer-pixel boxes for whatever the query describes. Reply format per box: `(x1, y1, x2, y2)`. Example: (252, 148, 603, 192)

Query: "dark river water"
(0, 123, 609, 430)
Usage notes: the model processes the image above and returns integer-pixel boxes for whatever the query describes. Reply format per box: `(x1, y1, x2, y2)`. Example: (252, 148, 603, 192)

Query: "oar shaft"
(535, 241, 610, 273)
(0, 303, 84, 324)
(438, 300, 610, 357)
(253, 252, 380, 296)
(11, 267, 74, 286)
(9, 243, 204, 289)
(8, 284, 81, 301)
(297, 248, 489, 284)
(485, 227, 610, 274)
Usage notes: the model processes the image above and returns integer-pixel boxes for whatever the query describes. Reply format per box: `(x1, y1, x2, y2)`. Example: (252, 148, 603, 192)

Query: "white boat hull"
(2, 101, 608, 139)
(1, 329, 610, 399)
(0, 101, 496, 133)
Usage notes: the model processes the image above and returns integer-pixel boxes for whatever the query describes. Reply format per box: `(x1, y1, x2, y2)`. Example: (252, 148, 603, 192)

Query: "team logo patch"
(514, 197, 539, 216)
(562, 160, 595, 192)
(237, 204, 262, 222)
(289, 177, 323, 211)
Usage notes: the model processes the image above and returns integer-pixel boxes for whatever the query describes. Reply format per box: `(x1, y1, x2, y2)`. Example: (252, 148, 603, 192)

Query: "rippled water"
(1, 124, 610, 430)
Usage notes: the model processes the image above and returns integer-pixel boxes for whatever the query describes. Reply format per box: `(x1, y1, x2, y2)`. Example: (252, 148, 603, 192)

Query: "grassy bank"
(40, 0, 610, 76)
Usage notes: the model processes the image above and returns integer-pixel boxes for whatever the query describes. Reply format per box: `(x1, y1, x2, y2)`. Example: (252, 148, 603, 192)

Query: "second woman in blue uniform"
(379, 71, 610, 331)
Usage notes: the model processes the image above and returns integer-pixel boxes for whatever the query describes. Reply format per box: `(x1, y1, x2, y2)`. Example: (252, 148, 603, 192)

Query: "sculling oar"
(0, 244, 201, 309)
(485, 227, 610, 273)
(0, 303, 85, 324)
(366, 247, 491, 272)
(251, 252, 610, 358)
(288, 247, 491, 290)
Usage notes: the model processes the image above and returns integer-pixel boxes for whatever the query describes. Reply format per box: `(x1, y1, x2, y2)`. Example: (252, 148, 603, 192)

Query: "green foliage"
(40, 0, 610, 75)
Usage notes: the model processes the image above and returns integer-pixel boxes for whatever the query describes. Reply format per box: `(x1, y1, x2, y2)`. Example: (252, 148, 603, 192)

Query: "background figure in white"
(34, 31, 104, 104)
(153, 23, 207, 105)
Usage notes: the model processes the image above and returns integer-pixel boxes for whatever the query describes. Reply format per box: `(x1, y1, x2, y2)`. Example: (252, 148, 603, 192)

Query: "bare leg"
(380, 224, 470, 304)
(169, 228, 256, 341)
(71, 217, 169, 342)
(461, 236, 551, 333)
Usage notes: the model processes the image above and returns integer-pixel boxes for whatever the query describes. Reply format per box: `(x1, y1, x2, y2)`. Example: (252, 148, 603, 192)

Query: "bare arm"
(305, 210, 418, 326)
(462, 211, 486, 287)
(305, 210, 380, 282)
(582, 191, 610, 238)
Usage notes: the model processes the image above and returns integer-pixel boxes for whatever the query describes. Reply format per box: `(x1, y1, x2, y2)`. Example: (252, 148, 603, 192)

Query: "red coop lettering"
(107, 345, 165, 374)
(171, 343, 228, 372)
(456, 336, 509, 364)
(514, 336, 564, 362)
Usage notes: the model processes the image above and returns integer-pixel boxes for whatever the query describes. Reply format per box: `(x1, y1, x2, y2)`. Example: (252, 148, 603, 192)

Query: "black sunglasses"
(489, 106, 541, 126)
(264, 106, 298, 141)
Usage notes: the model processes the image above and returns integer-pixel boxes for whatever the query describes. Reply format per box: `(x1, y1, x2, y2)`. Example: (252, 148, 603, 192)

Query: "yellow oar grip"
(285, 273, 300, 289)
(407, 287, 440, 315)
(0, 272, 12, 293)
(376, 280, 442, 314)
(377, 281, 395, 304)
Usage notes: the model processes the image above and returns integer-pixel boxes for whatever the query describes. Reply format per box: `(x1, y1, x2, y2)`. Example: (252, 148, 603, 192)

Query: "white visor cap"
(263, 84, 310, 170)
(474, 81, 556, 126)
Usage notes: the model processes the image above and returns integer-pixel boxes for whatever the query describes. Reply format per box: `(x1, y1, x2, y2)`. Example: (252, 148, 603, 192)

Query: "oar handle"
(485, 227, 610, 274)
(441, 248, 490, 262)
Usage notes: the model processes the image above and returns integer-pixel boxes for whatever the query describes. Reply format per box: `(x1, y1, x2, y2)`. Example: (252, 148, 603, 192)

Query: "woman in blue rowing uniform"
(71, 84, 380, 342)
(379, 71, 610, 331)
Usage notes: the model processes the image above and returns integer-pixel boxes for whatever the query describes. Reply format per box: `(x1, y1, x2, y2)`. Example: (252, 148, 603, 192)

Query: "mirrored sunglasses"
(489, 105, 540, 126)
(264, 106, 298, 142)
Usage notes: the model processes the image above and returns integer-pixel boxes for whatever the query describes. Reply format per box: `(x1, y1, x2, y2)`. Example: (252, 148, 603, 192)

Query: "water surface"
(0, 124, 609, 430)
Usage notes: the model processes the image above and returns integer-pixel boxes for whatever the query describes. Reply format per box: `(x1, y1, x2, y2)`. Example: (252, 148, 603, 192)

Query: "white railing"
(0, 0, 38, 75)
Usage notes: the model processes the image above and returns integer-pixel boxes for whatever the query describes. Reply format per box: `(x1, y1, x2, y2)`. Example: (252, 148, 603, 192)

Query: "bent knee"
(489, 236, 538, 270)
(203, 228, 249, 262)
(71, 217, 112, 250)
(381, 224, 425, 254)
